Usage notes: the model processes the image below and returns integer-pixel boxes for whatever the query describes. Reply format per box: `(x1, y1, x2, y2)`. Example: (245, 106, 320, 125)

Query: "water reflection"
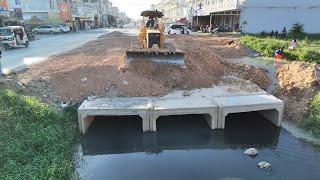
(83, 113, 280, 156)
(80, 112, 320, 180)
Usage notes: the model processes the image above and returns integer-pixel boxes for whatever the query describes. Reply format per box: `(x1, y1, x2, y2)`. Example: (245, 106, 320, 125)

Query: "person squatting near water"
(274, 48, 284, 68)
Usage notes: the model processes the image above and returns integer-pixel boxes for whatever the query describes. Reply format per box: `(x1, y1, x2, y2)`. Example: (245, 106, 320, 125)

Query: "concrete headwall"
(240, 0, 320, 34)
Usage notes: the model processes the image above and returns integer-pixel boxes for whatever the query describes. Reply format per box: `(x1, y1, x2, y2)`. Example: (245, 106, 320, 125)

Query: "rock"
(258, 161, 272, 170)
(87, 95, 98, 101)
(244, 148, 258, 156)
(61, 101, 70, 108)
(123, 80, 128, 85)
(81, 77, 88, 82)
(183, 91, 191, 97)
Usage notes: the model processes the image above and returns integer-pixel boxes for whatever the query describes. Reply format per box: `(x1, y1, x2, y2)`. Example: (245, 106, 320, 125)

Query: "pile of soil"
(227, 63, 272, 90)
(172, 35, 247, 59)
(275, 61, 320, 122)
(15, 32, 267, 103)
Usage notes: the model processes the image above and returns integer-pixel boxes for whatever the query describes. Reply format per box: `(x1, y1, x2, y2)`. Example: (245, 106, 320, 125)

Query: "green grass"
(302, 92, 320, 137)
(0, 89, 79, 179)
(240, 34, 320, 63)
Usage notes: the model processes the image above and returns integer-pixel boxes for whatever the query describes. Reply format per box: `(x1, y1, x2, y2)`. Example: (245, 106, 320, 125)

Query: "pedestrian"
(289, 38, 298, 50)
(275, 30, 279, 37)
(270, 30, 275, 37)
(282, 27, 287, 38)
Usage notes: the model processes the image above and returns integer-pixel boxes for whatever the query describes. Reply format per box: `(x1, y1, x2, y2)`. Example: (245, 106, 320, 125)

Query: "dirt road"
(14, 32, 270, 103)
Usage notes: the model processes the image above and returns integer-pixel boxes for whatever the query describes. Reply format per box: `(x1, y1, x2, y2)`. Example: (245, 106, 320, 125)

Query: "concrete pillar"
(259, 109, 283, 127)
(209, 13, 212, 27)
(78, 114, 94, 134)
(138, 112, 150, 132)
(204, 113, 218, 130)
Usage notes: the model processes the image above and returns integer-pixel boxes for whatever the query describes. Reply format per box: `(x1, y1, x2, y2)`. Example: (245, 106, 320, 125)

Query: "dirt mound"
(227, 63, 272, 91)
(275, 61, 319, 122)
(16, 34, 269, 103)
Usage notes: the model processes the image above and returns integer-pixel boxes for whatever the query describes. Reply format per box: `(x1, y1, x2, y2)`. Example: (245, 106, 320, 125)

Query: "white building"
(240, 0, 320, 34)
(72, 0, 111, 28)
(190, 0, 320, 33)
(154, 0, 189, 23)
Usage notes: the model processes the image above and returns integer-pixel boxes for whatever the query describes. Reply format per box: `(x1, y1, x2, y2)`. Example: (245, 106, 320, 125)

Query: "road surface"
(0, 28, 138, 74)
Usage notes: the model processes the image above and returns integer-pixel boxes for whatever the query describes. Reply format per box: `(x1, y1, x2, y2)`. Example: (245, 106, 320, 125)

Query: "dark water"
(80, 112, 320, 180)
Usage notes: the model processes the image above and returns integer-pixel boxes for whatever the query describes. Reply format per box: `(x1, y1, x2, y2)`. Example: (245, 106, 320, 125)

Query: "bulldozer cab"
(141, 10, 164, 29)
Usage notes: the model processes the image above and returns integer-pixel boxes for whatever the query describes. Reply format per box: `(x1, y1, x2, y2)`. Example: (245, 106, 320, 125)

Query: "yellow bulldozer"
(126, 10, 185, 66)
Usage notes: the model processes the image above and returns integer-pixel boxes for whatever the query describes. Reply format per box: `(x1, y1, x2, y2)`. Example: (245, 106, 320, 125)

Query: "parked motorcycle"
(26, 31, 36, 41)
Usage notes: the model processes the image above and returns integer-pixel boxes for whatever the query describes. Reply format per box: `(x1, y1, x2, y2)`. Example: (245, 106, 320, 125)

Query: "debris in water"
(244, 148, 258, 156)
(258, 161, 272, 170)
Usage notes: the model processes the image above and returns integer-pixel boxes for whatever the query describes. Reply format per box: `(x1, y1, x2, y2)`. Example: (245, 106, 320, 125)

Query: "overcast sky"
(111, 0, 160, 19)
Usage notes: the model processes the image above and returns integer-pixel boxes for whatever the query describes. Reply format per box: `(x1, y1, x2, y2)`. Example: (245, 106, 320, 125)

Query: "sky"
(111, 0, 161, 20)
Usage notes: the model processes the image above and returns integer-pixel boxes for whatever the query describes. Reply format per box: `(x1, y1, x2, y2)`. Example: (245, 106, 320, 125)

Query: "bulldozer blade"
(126, 49, 186, 67)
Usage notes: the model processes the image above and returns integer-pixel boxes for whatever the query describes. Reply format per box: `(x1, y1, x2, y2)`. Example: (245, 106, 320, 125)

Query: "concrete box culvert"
(78, 94, 283, 134)
(149, 97, 218, 131)
(214, 94, 284, 129)
(78, 97, 151, 134)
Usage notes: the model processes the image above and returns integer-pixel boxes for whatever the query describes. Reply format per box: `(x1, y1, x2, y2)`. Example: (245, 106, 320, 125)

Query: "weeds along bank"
(240, 35, 320, 63)
(302, 92, 320, 137)
(0, 90, 78, 179)
(239, 29, 320, 136)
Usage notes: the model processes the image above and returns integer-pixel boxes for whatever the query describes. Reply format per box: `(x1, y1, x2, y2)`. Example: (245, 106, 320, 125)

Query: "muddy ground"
(3, 32, 269, 104)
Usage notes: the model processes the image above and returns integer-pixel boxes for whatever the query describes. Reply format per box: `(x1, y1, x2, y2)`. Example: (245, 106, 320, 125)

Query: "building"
(71, 0, 111, 29)
(240, 0, 320, 34)
(154, 0, 189, 24)
(4, 0, 72, 25)
(190, 0, 320, 34)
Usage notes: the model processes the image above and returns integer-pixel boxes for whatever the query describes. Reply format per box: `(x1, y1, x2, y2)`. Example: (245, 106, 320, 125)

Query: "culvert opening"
(156, 114, 211, 131)
(82, 116, 144, 155)
(87, 115, 143, 132)
(224, 109, 280, 129)
(224, 111, 281, 146)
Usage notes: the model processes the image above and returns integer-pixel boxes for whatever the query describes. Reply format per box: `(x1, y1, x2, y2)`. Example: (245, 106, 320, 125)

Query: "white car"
(55, 25, 71, 33)
(166, 24, 192, 35)
(32, 25, 60, 34)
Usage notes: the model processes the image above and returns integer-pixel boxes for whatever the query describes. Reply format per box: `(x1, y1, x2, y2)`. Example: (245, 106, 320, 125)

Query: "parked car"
(166, 24, 192, 35)
(55, 25, 71, 33)
(0, 26, 29, 50)
(32, 25, 60, 34)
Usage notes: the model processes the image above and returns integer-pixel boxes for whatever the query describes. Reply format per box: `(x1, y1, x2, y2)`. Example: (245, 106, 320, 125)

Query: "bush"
(0, 90, 79, 179)
(302, 92, 320, 137)
(290, 23, 305, 36)
(240, 35, 320, 63)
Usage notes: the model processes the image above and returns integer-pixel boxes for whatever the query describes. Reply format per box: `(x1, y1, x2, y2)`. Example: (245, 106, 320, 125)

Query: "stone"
(61, 101, 70, 108)
(81, 77, 88, 82)
(183, 91, 191, 97)
(123, 80, 129, 85)
(244, 148, 258, 156)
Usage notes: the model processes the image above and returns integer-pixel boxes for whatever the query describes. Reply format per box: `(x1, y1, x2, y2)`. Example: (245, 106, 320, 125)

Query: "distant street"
(1, 28, 138, 74)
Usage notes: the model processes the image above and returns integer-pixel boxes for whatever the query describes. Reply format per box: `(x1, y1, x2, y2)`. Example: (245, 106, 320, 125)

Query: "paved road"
(0, 28, 138, 74)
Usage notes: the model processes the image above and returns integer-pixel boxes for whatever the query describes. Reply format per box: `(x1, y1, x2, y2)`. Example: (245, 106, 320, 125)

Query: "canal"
(78, 112, 320, 180)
